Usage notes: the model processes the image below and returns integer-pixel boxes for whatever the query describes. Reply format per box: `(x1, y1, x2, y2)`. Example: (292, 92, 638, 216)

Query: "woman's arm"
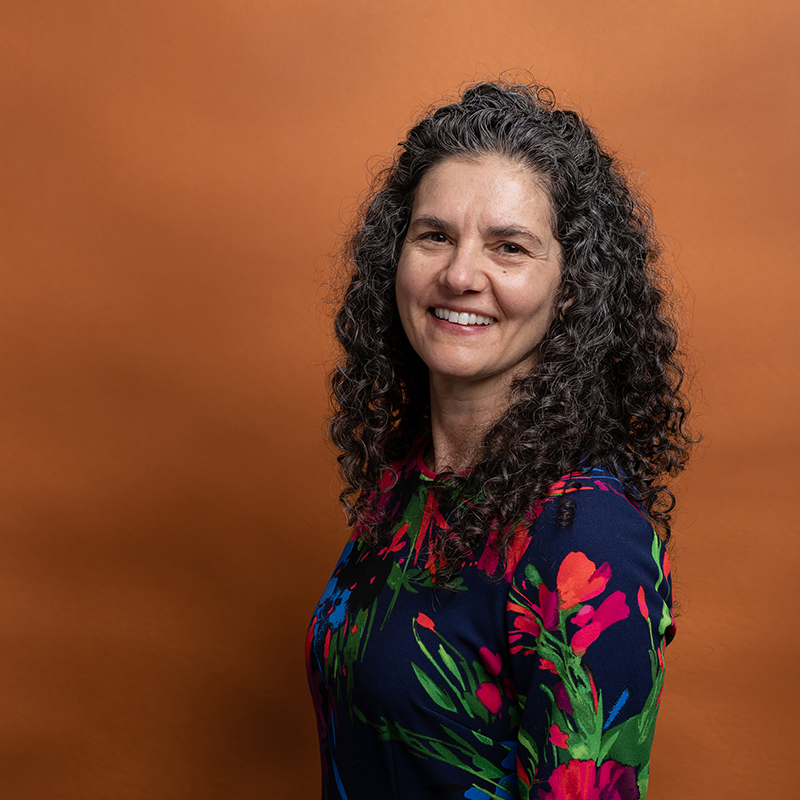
(507, 474, 674, 799)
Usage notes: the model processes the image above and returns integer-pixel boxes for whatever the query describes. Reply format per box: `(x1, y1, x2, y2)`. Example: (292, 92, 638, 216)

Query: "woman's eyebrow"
(485, 225, 545, 249)
(407, 215, 453, 234)
(408, 217, 546, 248)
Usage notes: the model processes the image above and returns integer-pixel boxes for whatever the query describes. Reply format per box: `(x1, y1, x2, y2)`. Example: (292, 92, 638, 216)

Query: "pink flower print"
(637, 585, 649, 620)
(479, 647, 503, 677)
(548, 723, 569, 749)
(536, 759, 640, 800)
(476, 538, 500, 575)
(664, 618, 677, 645)
(477, 525, 524, 577)
(502, 677, 517, 701)
(416, 613, 435, 631)
(553, 681, 573, 716)
(663, 550, 671, 579)
(537, 583, 560, 631)
(524, 498, 545, 524)
(570, 591, 630, 656)
(573, 604, 594, 627)
(473, 519, 535, 581)
(476, 682, 502, 714)
(557, 552, 611, 610)
(378, 466, 395, 492)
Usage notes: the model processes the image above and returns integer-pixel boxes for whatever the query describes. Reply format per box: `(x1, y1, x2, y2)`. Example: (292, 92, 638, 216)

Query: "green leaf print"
(439, 644, 466, 691)
(412, 662, 458, 712)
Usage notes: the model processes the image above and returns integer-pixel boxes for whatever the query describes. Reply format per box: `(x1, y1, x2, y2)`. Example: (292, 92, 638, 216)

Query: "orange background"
(0, 1, 797, 797)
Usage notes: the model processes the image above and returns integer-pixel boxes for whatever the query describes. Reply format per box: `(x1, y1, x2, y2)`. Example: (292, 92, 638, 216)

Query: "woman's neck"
(427, 375, 511, 473)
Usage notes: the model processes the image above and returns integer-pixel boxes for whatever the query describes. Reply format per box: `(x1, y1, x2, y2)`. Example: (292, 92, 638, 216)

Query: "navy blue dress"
(307, 436, 674, 799)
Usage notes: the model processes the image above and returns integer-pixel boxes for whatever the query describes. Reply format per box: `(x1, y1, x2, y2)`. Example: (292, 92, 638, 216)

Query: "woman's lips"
(432, 307, 496, 326)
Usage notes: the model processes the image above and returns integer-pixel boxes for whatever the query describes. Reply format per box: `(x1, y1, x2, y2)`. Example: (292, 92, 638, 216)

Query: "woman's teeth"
(434, 308, 495, 326)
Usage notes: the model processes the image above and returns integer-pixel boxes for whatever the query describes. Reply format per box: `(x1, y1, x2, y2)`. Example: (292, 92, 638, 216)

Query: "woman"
(307, 81, 694, 800)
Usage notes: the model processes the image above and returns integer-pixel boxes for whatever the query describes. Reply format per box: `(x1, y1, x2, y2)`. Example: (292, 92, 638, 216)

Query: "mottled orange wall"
(0, 1, 797, 798)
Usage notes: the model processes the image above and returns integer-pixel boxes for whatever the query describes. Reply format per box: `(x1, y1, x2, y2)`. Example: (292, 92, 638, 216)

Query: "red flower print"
(548, 473, 583, 495)
(539, 657, 558, 673)
(518, 756, 531, 788)
(548, 723, 569, 749)
(570, 591, 630, 656)
(416, 612, 435, 631)
(479, 647, 503, 677)
(411, 492, 442, 565)
(503, 521, 532, 581)
(379, 523, 409, 557)
(536, 759, 640, 800)
(508, 598, 542, 638)
(557, 552, 611, 610)
(416, 492, 449, 564)
(513, 611, 541, 638)
(637, 585, 649, 620)
(663, 550, 671, 580)
(424, 547, 447, 575)
(476, 682, 502, 714)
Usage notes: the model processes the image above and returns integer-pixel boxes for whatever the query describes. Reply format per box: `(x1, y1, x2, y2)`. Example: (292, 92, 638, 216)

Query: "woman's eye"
(499, 242, 524, 255)
(423, 232, 448, 243)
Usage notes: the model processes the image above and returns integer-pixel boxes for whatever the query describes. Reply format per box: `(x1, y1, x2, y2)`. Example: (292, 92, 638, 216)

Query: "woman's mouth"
(433, 308, 496, 326)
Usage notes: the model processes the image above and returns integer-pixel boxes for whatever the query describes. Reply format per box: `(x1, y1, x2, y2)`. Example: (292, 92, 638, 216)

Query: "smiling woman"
(395, 155, 561, 460)
(307, 81, 696, 799)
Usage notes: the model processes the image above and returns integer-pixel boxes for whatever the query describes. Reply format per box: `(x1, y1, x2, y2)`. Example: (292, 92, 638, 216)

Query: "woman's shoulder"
(509, 466, 666, 592)
(544, 467, 650, 531)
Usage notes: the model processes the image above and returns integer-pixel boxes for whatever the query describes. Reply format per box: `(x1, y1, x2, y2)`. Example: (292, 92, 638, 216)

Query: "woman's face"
(395, 154, 562, 398)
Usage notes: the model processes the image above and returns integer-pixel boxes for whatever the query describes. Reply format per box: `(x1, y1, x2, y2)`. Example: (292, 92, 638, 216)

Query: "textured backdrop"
(0, 1, 797, 797)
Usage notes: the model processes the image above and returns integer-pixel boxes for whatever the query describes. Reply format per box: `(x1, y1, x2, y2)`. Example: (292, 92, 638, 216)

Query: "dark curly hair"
(329, 80, 695, 583)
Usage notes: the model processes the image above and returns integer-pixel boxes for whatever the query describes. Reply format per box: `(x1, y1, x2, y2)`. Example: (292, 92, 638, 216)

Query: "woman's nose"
(439, 246, 486, 294)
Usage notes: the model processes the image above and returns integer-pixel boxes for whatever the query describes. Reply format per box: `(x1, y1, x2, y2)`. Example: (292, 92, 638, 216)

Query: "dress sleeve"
(505, 477, 675, 800)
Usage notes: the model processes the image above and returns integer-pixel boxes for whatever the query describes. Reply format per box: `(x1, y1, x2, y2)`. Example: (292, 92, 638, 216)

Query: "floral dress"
(306, 437, 675, 799)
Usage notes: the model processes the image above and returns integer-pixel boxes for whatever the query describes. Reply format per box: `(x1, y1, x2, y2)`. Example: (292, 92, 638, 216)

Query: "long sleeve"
(506, 474, 674, 799)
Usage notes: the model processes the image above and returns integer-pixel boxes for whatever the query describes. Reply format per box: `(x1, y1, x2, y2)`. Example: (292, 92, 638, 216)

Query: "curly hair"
(329, 80, 695, 583)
